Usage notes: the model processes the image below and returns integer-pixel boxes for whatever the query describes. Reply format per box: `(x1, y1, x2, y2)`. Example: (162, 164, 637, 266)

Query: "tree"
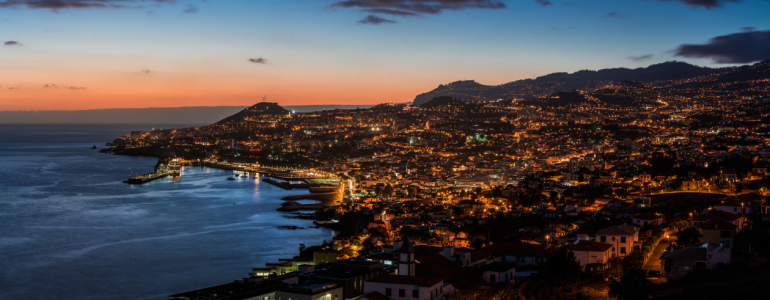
(472, 238, 484, 251)
(609, 268, 652, 300)
(381, 184, 393, 200)
(677, 227, 702, 246)
(539, 249, 581, 285)
(620, 249, 646, 270)
(298, 243, 306, 254)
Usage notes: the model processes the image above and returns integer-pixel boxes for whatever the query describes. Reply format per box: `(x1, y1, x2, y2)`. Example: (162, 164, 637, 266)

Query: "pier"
(123, 169, 170, 184)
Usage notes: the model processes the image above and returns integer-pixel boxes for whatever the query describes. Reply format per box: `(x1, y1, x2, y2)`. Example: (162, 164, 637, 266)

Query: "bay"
(0, 124, 334, 300)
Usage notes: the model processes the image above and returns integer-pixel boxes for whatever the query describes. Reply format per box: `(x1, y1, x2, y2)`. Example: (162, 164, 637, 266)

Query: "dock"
(123, 169, 170, 184)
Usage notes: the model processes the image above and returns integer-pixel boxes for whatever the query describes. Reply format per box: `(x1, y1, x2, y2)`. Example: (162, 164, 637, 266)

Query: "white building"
(594, 224, 640, 257)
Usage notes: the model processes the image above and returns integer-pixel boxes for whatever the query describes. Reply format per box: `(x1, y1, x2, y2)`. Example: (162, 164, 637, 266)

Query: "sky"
(1, 0, 769, 111)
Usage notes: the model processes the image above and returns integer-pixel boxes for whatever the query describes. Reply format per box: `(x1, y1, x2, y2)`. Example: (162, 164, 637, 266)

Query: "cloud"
(4, 40, 20, 46)
(363, 8, 420, 16)
(142, 69, 151, 73)
(741, 26, 755, 32)
(675, 29, 770, 63)
(248, 57, 267, 64)
(182, 4, 197, 13)
(627, 54, 653, 62)
(68, 86, 86, 90)
(44, 84, 58, 88)
(330, 0, 506, 19)
(0, 0, 177, 10)
(607, 11, 619, 17)
(658, 0, 740, 9)
(358, 15, 396, 24)
(535, 0, 552, 6)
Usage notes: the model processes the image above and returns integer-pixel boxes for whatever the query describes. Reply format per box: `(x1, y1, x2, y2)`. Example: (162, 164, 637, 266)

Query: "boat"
(227, 176, 236, 180)
(168, 159, 182, 177)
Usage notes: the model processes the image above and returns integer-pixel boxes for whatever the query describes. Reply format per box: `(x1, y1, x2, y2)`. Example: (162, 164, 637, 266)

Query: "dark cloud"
(535, 0, 552, 6)
(68, 86, 86, 90)
(659, 0, 740, 9)
(142, 69, 151, 73)
(4, 40, 20, 46)
(675, 29, 770, 64)
(248, 57, 267, 64)
(0, 0, 177, 10)
(182, 4, 197, 13)
(358, 15, 396, 24)
(607, 11, 619, 17)
(331, 0, 506, 17)
(627, 54, 653, 62)
(741, 27, 755, 32)
(44, 83, 58, 88)
(363, 8, 420, 16)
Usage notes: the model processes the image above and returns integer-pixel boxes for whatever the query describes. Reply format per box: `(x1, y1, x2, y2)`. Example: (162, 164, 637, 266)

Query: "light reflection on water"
(0, 124, 335, 300)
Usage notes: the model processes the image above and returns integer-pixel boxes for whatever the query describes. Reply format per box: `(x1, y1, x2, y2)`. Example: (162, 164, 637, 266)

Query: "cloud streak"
(0, 0, 177, 10)
(675, 29, 770, 64)
(248, 57, 267, 64)
(627, 54, 653, 62)
(534, 0, 552, 6)
(331, 0, 506, 23)
(358, 15, 396, 24)
(182, 4, 197, 13)
(4, 40, 20, 46)
(659, 0, 740, 9)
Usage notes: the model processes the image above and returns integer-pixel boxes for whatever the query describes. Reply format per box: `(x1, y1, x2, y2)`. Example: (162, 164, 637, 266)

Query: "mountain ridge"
(413, 61, 733, 105)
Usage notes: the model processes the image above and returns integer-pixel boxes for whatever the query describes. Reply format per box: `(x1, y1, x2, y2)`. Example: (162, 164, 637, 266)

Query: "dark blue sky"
(1, 0, 769, 110)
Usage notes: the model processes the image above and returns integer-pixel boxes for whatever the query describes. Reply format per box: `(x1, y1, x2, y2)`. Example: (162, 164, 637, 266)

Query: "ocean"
(0, 124, 335, 299)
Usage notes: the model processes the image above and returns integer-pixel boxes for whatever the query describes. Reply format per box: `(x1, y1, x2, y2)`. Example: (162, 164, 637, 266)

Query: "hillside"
(419, 96, 467, 108)
(216, 102, 290, 124)
(413, 61, 730, 105)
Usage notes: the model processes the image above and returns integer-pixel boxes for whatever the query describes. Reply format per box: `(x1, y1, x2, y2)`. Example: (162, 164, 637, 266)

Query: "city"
(3, 1, 770, 299)
(105, 60, 770, 300)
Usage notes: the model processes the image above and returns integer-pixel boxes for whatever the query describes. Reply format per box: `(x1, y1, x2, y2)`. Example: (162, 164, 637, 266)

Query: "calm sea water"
(0, 124, 335, 300)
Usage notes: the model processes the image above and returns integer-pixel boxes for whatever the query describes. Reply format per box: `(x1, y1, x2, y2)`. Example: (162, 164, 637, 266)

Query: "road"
(644, 231, 676, 271)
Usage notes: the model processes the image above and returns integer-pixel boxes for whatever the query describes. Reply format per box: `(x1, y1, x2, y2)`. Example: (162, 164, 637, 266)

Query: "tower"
(397, 237, 416, 276)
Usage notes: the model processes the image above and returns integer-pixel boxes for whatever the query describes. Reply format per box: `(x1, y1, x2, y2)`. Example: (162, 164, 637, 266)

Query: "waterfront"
(0, 124, 336, 300)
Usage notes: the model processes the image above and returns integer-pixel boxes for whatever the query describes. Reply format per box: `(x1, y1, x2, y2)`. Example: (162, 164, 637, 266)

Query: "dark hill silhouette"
(413, 61, 731, 105)
(216, 102, 289, 124)
(419, 96, 467, 108)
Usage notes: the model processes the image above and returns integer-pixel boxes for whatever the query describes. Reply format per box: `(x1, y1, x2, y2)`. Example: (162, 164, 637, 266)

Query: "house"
(698, 220, 737, 245)
(566, 241, 614, 272)
(363, 238, 445, 300)
(660, 243, 731, 279)
(714, 199, 753, 215)
(489, 243, 556, 266)
(691, 210, 743, 232)
(594, 224, 640, 257)
(275, 281, 343, 300)
(481, 262, 517, 285)
(632, 212, 664, 227)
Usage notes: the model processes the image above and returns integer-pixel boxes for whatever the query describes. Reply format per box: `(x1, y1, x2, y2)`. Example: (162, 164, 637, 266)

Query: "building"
(301, 260, 393, 299)
(481, 262, 517, 285)
(275, 281, 343, 300)
(566, 241, 614, 272)
(594, 224, 640, 257)
(363, 238, 444, 300)
(632, 212, 664, 227)
(489, 243, 556, 266)
(660, 243, 731, 278)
